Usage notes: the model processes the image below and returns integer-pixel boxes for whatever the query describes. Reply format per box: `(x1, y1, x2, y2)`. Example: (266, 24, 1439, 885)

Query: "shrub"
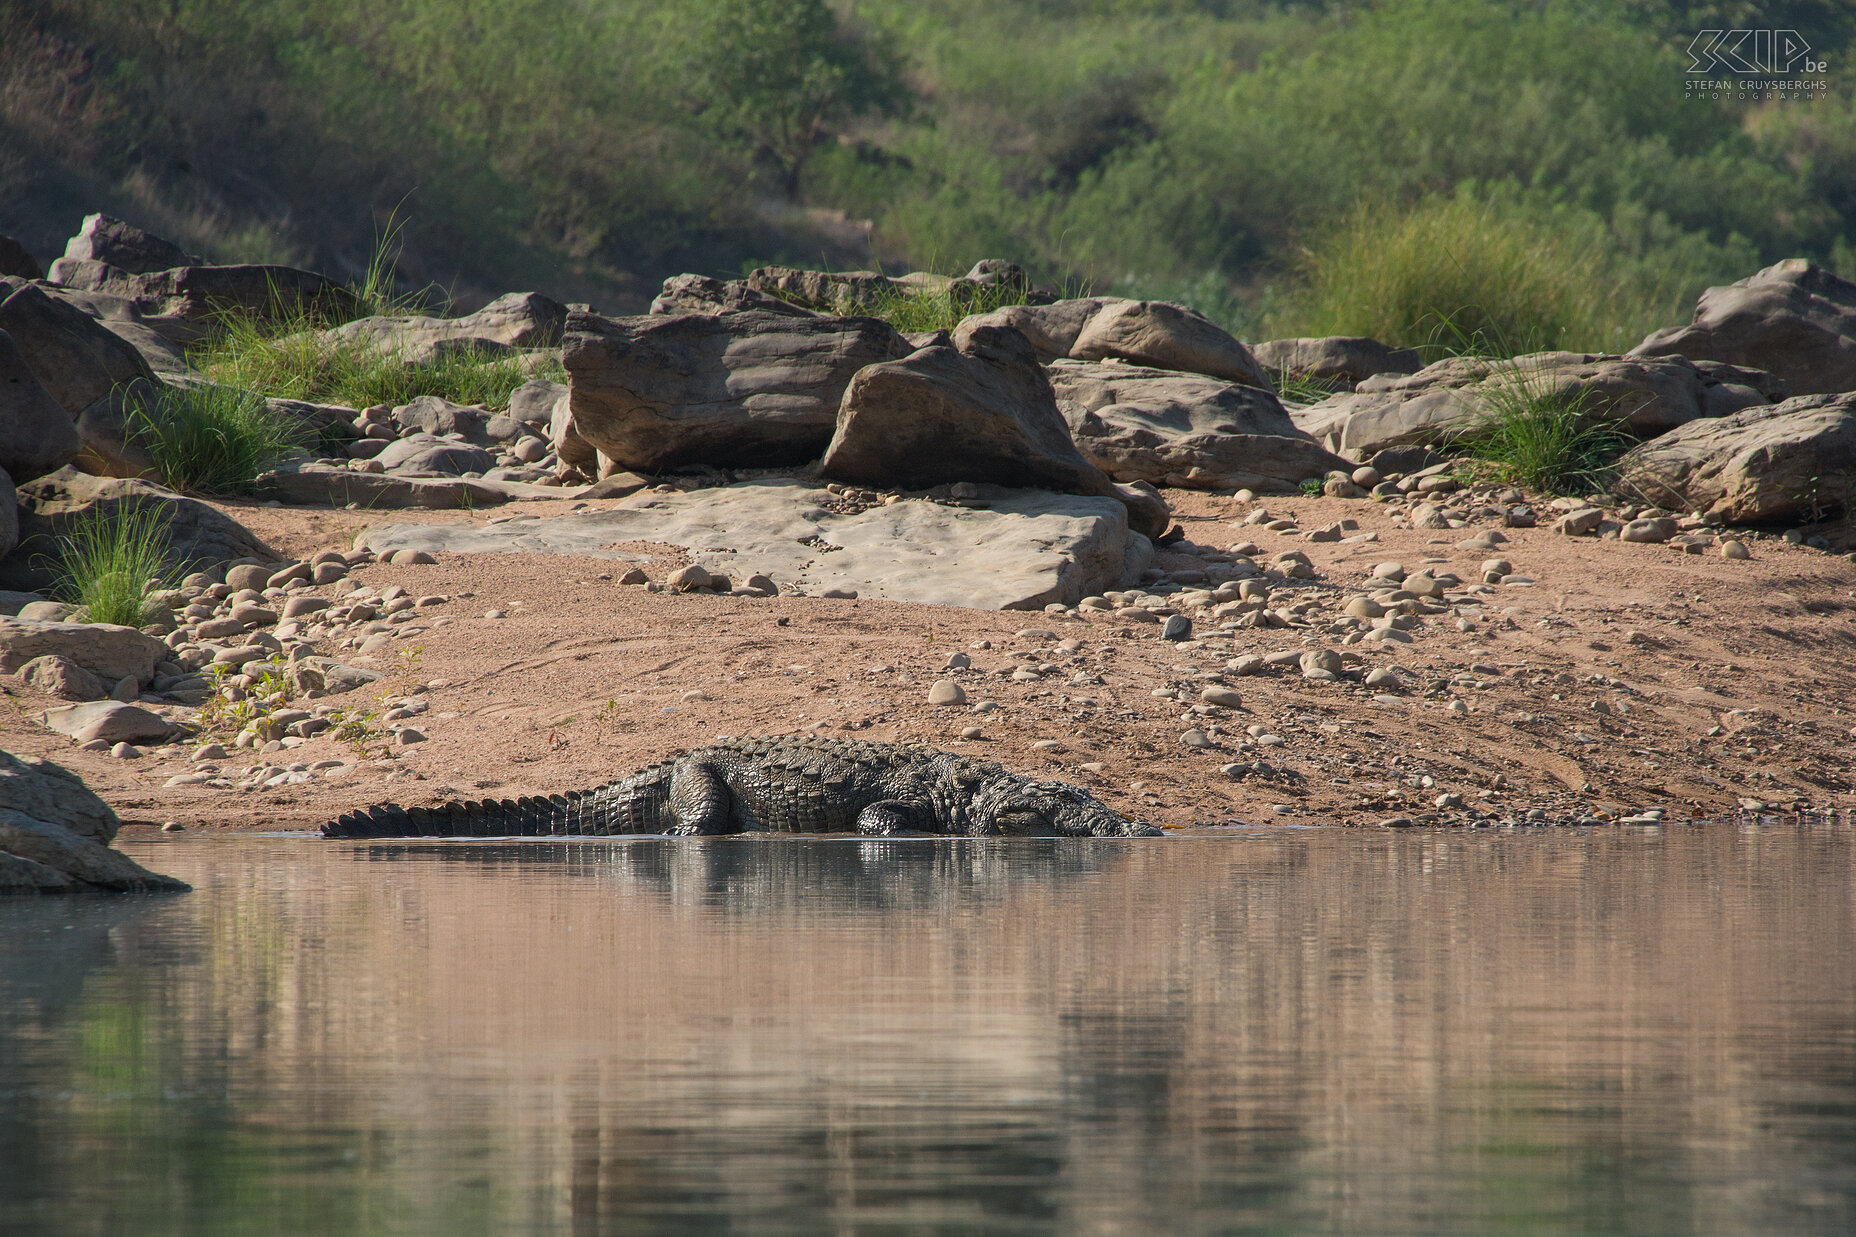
(1446, 362, 1635, 496)
(52, 504, 182, 627)
(126, 383, 308, 495)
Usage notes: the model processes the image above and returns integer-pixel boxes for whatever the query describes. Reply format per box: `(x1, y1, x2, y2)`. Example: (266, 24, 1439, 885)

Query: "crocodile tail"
(323, 788, 610, 838)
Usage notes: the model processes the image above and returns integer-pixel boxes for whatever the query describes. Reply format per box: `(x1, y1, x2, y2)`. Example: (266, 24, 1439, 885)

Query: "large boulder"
(0, 617, 169, 687)
(0, 275, 194, 376)
(0, 234, 42, 280)
(50, 213, 199, 277)
(71, 377, 164, 479)
(0, 330, 82, 482)
(48, 261, 359, 340)
(821, 324, 1166, 537)
(650, 274, 824, 318)
(358, 478, 1151, 611)
(1632, 260, 1856, 397)
(0, 282, 159, 417)
(962, 296, 1271, 390)
(1617, 391, 1856, 523)
(0, 465, 15, 560)
(323, 291, 567, 364)
(1048, 359, 1354, 491)
(2, 468, 282, 592)
(0, 747, 187, 893)
(1291, 351, 1772, 459)
(1250, 336, 1423, 390)
(374, 434, 496, 476)
(562, 309, 912, 472)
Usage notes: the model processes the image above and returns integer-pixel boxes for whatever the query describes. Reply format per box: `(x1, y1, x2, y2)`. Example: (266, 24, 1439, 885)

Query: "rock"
(1227, 655, 1265, 675)
(0, 467, 14, 560)
(384, 395, 493, 441)
(387, 549, 436, 565)
(1180, 728, 1212, 748)
(257, 461, 550, 509)
(52, 213, 198, 276)
(0, 234, 42, 280)
(961, 297, 1271, 389)
(1200, 686, 1242, 708)
(0, 327, 83, 483)
(224, 564, 271, 591)
(1162, 614, 1192, 641)
(374, 434, 497, 476)
(668, 563, 714, 591)
(1617, 392, 1856, 524)
(47, 260, 358, 336)
(2, 469, 282, 593)
(928, 679, 967, 706)
(1555, 507, 1605, 536)
(562, 309, 910, 472)
(1631, 259, 1856, 397)
(1363, 667, 1402, 690)
(943, 651, 971, 670)
(70, 377, 167, 479)
(1047, 359, 1353, 493)
(14, 654, 106, 701)
(823, 323, 1166, 537)
(1249, 336, 1422, 390)
(0, 807, 187, 891)
(650, 273, 825, 318)
(1290, 351, 1765, 459)
(323, 291, 566, 364)
(0, 617, 168, 686)
(357, 478, 1150, 611)
(40, 700, 173, 745)
(745, 265, 902, 312)
(1721, 539, 1750, 559)
(1619, 517, 1678, 544)
(1299, 648, 1342, 677)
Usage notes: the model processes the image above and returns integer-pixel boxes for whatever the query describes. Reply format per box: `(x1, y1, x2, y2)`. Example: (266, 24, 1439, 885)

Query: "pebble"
(388, 549, 437, 566)
(394, 728, 427, 745)
(1720, 540, 1750, 559)
(972, 701, 998, 713)
(1226, 655, 1265, 676)
(928, 680, 968, 706)
(1363, 667, 1401, 690)
(192, 744, 228, 761)
(1299, 649, 1341, 677)
(1015, 628, 1057, 641)
(1379, 816, 1416, 828)
(668, 564, 713, 591)
(1200, 686, 1243, 709)
(820, 587, 859, 599)
(1180, 728, 1212, 748)
(1373, 562, 1406, 581)
(161, 821, 185, 832)
(959, 726, 984, 739)
(1447, 699, 1468, 715)
(110, 742, 141, 759)
(1032, 739, 1063, 751)
(617, 567, 649, 585)
(1162, 615, 1192, 641)
(944, 651, 971, 670)
(681, 689, 712, 703)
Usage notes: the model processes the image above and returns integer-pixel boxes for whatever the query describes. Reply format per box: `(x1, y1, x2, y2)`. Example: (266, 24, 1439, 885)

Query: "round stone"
(1720, 540, 1750, 560)
(1180, 728, 1212, 748)
(928, 680, 968, 706)
(959, 726, 983, 740)
(1200, 686, 1243, 709)
(1373, 561, 1406, 581)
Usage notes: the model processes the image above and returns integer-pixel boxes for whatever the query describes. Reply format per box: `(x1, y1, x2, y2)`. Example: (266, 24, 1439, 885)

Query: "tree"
(682, 0, 907, 199)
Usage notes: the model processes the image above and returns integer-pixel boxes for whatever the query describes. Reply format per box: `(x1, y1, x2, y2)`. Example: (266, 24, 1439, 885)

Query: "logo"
(1686, 29, 1825, 75)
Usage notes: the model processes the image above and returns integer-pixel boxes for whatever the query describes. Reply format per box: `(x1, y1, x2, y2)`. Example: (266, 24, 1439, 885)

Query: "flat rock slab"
(358, 479, 1149, 610)
(259, 463, 582, 509)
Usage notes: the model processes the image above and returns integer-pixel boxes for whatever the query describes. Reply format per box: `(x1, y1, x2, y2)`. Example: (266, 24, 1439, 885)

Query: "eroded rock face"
(562, 309, 912, 473)
(51, 213, 199, 276)
(0, 618, 169, 687)
(745, 266, 902, 312)
(1250, 336, 1422, 390)
(650, 274, 824, 318)
(1049, 359, 1353, 491)
(47, 261, 358, 338)
(3, 469, 282, 592)
(820, 324, 1168, 537)
(1617, 391, 1856, 523)
(357, 478, 1151, 611)
(1632, 259, 1856, 397)
(0, 331, 82, 483)
(324, 291, 567, 364)
(0, 282, 158, 418)
(1291, 351, 1772, 459)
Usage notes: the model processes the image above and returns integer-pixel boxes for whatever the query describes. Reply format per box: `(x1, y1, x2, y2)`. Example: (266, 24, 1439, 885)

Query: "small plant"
(125, 382, 308, 495)
(1445, 362, 1635, 495)
(1298, 477, 1325, 497)
(51, 504, 182, 627)
(328, 705, 388, 759)
(1272, 367, 1339, 405)
(842, 276, 1041, 334)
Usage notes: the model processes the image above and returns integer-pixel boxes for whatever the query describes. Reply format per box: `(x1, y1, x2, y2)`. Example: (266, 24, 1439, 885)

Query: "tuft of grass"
(1446, 362, 1635, 495)
(1272, 367, 1339, 406)
(52, 505, 183, 628)
(192, 311, 560, 412)
(1279, 193, 1675, 362)
(126, 383, 309, 495)
(841, 274, 1047, 334)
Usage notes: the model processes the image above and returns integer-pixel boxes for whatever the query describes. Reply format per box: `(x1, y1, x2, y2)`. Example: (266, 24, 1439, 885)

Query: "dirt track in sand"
(5, 488, 1854, 835)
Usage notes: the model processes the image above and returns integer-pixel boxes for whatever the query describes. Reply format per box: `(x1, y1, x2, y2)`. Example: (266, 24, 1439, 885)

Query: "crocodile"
(323, 735, 1162, 839)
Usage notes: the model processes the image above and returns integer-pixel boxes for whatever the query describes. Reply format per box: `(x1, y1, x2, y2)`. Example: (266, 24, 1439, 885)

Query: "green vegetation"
(52, 505, 182, 627)
(3, 0, 1853, 354)
(1447, 365, 1637, 496)
(190, 315, 556, 414)
(843, 278, 1043, 333)
(125, 383, 307, 496)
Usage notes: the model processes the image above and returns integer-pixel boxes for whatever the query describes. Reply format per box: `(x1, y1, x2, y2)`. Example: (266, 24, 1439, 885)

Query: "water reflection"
(0, 827, 1850, 1236)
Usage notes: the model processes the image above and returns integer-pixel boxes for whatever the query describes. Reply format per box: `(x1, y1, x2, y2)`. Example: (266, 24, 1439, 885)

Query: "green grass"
(1445, 362, 1635, 496)
(191, 311, 561, 412)
(841, 275, 1044, 334)
(125, 383, 308, 495)
(52, 504, 183, 628)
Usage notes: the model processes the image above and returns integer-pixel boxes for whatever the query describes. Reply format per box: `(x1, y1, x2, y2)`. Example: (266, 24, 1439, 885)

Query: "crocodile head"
(987, 779, 1163, 838)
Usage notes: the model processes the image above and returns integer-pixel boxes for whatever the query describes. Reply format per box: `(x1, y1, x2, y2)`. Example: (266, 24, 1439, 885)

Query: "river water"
(1, 826, 1851, 1236)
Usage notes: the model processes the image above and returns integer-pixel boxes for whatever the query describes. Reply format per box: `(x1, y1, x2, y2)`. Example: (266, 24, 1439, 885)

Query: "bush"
(52, 504, 181, 627)
(1446, 362, 1635, 496)
(126, 383, 308, 496)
